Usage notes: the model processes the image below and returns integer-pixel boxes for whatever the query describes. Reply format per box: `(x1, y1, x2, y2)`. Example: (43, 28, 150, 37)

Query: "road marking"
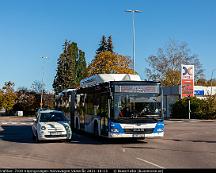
(11, 122, 17, 125)
(0, 122, 33, 125)
(136, 157, 164, 168)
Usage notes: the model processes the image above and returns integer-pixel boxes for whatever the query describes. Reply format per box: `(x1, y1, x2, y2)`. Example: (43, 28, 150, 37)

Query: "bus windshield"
(114, 93, 161, 119)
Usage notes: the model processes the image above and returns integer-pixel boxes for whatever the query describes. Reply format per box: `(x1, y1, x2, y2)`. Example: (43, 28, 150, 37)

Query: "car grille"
(47, 128, 64, 131)
(44, 134, 67, 138)
(124, 128, 154, 134)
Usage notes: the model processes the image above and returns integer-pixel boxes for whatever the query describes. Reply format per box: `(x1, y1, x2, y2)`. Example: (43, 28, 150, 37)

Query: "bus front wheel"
(94, 122, 99, 137)
(75, 118, 79, 129)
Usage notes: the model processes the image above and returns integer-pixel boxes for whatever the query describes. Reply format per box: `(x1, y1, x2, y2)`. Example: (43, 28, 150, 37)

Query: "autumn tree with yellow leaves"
(87, 51, 134, 76)
(0, 81, 17, 113)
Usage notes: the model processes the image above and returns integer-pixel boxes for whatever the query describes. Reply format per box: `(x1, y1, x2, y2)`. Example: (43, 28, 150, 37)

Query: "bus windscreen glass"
(114, 93, 161, 120)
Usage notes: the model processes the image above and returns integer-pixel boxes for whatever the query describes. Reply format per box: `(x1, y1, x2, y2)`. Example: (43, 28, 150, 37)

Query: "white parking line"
(0, 122, 33, 125)
(11, 122, 17, 125)
(136, 157, 164, 168)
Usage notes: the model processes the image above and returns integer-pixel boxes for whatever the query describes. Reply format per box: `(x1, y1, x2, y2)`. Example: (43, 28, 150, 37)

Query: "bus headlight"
(111, 128, 119, 133)
(156, 128, 164, 132)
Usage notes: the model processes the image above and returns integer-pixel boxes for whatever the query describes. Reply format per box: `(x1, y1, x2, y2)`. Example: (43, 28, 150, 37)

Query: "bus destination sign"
(115, 85, 159, 94)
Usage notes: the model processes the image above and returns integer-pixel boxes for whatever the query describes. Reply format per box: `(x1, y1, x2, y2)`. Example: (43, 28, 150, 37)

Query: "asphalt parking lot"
(0, 116, 216, 168)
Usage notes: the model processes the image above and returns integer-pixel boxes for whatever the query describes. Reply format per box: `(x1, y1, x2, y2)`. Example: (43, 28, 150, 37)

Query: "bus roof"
(80, 74, 141, 88)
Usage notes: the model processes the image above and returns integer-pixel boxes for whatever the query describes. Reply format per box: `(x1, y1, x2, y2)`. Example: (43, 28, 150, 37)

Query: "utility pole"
(40, 56, 48, 109)
(125, 9, 143, 73)
(210, 68, 216, 95)
(188, 97, 191, 120)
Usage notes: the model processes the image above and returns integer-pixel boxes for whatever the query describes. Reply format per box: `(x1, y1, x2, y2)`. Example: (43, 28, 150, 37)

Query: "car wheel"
(65, 139, 71, 143)
(35, 132, 40, 143)
(32, 132, 36, 141)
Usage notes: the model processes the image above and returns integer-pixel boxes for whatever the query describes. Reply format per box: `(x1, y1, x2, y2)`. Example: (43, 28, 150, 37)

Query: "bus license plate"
(133, 134, 145, 138)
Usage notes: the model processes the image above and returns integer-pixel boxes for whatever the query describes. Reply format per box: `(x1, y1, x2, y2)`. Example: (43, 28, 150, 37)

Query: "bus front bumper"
(108, 132, 164, 138)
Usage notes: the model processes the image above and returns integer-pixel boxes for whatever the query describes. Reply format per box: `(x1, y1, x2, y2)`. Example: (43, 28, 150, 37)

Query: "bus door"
(98, 94, 109, 136)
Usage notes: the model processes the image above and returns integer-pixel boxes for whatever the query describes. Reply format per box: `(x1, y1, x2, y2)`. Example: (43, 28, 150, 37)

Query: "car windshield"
(39, 112, 67, 122)
(114, 93, 161, 119)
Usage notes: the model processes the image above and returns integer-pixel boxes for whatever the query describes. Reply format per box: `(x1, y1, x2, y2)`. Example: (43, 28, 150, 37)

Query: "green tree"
(0, 90, 3, 110)
(1, 81, 17, 113)
(96, 35, 107, 55)
(107, 35, 114, 52)
(53, 40, 87, 93)
(53, 53, 66, 93)
(65, 42, 77, 87)
(145, 40, 204, 86)
(76, 50, 87, 84)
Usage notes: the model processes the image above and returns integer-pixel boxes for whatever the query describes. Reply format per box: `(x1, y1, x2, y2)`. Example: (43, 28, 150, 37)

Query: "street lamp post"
(40, 56, 48, 109)
(210, 68, 216, 95)
(125, 9, 143, 73)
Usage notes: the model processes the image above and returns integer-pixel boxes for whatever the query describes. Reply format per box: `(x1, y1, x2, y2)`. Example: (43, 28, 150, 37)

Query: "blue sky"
(0, 0, 215, 91)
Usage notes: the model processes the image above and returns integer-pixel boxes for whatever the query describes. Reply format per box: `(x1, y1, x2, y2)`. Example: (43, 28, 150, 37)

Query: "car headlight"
(64, 125, 71, 132)
(41, 126, 46, 130)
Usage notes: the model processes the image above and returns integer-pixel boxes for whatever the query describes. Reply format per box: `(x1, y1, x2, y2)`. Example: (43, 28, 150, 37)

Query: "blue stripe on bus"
(153, 121, 164, 133)
(109, 121, 125, 133)
(109, 120, 164, 134)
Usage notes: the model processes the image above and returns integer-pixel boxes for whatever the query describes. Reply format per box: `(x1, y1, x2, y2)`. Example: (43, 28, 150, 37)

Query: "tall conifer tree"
(53, 41, 87, 93)
(96, 35, 107, 55)
(76, 50, 87, 84)
(107, 36, 114, 52)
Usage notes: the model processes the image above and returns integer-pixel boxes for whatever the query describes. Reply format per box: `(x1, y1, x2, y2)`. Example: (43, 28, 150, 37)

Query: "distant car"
(32, 109, 72, 142)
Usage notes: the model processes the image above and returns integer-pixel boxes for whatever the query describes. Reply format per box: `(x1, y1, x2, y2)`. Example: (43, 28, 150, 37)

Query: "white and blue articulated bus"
(58, 74, 164, 139)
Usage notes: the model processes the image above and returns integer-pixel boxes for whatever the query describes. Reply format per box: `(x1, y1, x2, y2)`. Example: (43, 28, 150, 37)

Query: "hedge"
(171, 95, 216, 119)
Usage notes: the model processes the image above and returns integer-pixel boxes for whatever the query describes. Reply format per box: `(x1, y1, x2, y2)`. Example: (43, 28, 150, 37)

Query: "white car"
(32, 109, 72, 142)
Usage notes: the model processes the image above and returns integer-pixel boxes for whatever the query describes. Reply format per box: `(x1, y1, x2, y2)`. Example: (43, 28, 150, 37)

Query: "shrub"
(171, 95, 216, 119)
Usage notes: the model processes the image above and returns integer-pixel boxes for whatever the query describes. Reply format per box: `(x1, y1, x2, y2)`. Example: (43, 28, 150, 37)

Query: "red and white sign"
(181, 64, 194, 98)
